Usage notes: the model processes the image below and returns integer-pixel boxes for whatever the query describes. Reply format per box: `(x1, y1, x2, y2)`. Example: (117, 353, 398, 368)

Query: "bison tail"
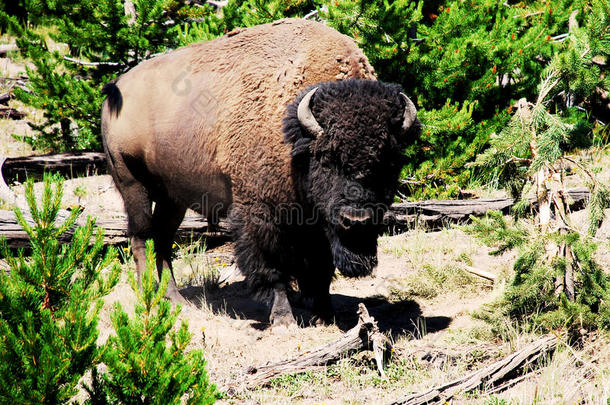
(102, 81, 123, 118)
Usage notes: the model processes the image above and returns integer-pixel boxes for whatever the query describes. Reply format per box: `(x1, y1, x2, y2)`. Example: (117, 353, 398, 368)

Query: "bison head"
(284, 80, 421, 277)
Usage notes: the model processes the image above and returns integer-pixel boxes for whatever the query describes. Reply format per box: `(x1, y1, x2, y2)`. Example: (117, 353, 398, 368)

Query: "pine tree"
(0, 175, 121, 404)
(92, 240, 218, 405)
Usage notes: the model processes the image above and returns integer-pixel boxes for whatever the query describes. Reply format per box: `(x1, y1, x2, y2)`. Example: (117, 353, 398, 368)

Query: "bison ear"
(400, 92, 417, 131)
(297, 88, 324, 138)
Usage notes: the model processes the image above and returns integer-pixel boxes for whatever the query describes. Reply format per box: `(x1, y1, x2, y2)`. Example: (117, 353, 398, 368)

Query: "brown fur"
(101, 19, 376, 306)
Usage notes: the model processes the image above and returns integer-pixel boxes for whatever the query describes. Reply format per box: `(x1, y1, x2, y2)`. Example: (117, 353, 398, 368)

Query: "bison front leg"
(297, 239, 335, 325)
(232, 207, 297, 328)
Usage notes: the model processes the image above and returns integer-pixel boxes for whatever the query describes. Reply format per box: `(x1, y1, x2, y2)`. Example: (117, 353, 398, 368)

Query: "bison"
(101, 18, 420, 327)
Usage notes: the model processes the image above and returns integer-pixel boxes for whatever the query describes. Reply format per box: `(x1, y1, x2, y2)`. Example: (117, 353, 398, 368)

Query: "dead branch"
(303, 9, 318, 19)
(387, 335, 557, 405)
(0, 107, 25, 120)
(63, 56, 124, 67)
(237, 303, 391, 390)
(568, 10, 579, 33)
(513, 11, 543, 18)
(461, 265, 496, 282)
(207, 0, 228, 7)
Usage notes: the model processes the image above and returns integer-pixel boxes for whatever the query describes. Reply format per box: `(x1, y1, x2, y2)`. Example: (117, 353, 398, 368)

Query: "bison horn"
(297, 88, 324, 138)
(400, 92, 417, 131)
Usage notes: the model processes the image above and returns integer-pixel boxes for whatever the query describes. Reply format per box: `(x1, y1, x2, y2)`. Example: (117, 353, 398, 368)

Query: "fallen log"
(0, 210, 230, 249)
(1, 151, 107, 184)
(0, 44, 18, 56)
(384, 187, 590, 232)
(236, 303, 390, 391)
(387, 335, 557, 405)
(0, 107, 25, 120)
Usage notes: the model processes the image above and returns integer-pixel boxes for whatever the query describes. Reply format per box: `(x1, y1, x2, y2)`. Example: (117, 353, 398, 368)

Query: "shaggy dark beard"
(327, 227, 378, 277)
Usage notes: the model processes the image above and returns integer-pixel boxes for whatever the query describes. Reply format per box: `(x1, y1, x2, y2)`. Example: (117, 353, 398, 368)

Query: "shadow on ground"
(181, 281, 451, 338)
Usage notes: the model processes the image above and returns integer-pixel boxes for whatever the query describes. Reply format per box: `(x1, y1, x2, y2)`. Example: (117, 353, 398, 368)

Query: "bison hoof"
(165, 285, 188, 304)
(270, 317, 298, 334)
(269, 311, 297, 329)
(313, 312, 335, 326)
(312, 296, 334, 326)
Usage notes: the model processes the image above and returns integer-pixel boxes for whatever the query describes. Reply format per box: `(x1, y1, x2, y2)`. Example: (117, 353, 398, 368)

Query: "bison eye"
(354, 171, 366, 180)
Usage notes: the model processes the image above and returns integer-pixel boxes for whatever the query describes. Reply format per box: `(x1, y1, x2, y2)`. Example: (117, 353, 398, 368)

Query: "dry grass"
(381, 227, 506, 302)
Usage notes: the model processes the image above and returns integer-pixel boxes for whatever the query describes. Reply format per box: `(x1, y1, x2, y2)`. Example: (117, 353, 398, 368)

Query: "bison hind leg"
(114, 177, 153, 286)
(152, 199, 187, 303)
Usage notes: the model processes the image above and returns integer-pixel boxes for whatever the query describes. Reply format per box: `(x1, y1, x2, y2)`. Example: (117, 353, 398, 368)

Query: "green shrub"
(0, 175, 121, 403)
(0, 176, 217, 403)
(90, 240, 218, 405)
(469, 213, 610, 334)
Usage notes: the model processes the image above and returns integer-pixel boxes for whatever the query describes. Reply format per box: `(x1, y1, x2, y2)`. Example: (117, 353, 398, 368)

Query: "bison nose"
(338, 207, 373, 230)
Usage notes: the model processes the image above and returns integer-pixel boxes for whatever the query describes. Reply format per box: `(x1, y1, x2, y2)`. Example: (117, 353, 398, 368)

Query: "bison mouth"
(327, 226, 378, 277)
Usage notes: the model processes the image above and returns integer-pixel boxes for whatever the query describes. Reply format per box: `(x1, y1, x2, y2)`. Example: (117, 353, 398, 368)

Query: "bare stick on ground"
(387, 335, 557, 405)
(236, 303, 391, 391)
(461, 265, 497, 282)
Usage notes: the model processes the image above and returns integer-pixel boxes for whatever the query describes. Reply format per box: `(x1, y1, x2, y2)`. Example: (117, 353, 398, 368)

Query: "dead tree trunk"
(520, 96, 575, 301)
(387, 335, 557, 405)
(1, 152, 107, 184)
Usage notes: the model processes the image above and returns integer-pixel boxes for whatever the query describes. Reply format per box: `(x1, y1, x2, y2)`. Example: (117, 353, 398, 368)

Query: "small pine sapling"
(94, 240, 217, 405)
(465, 22, 610, 333)
(0, 175, 121, 403)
